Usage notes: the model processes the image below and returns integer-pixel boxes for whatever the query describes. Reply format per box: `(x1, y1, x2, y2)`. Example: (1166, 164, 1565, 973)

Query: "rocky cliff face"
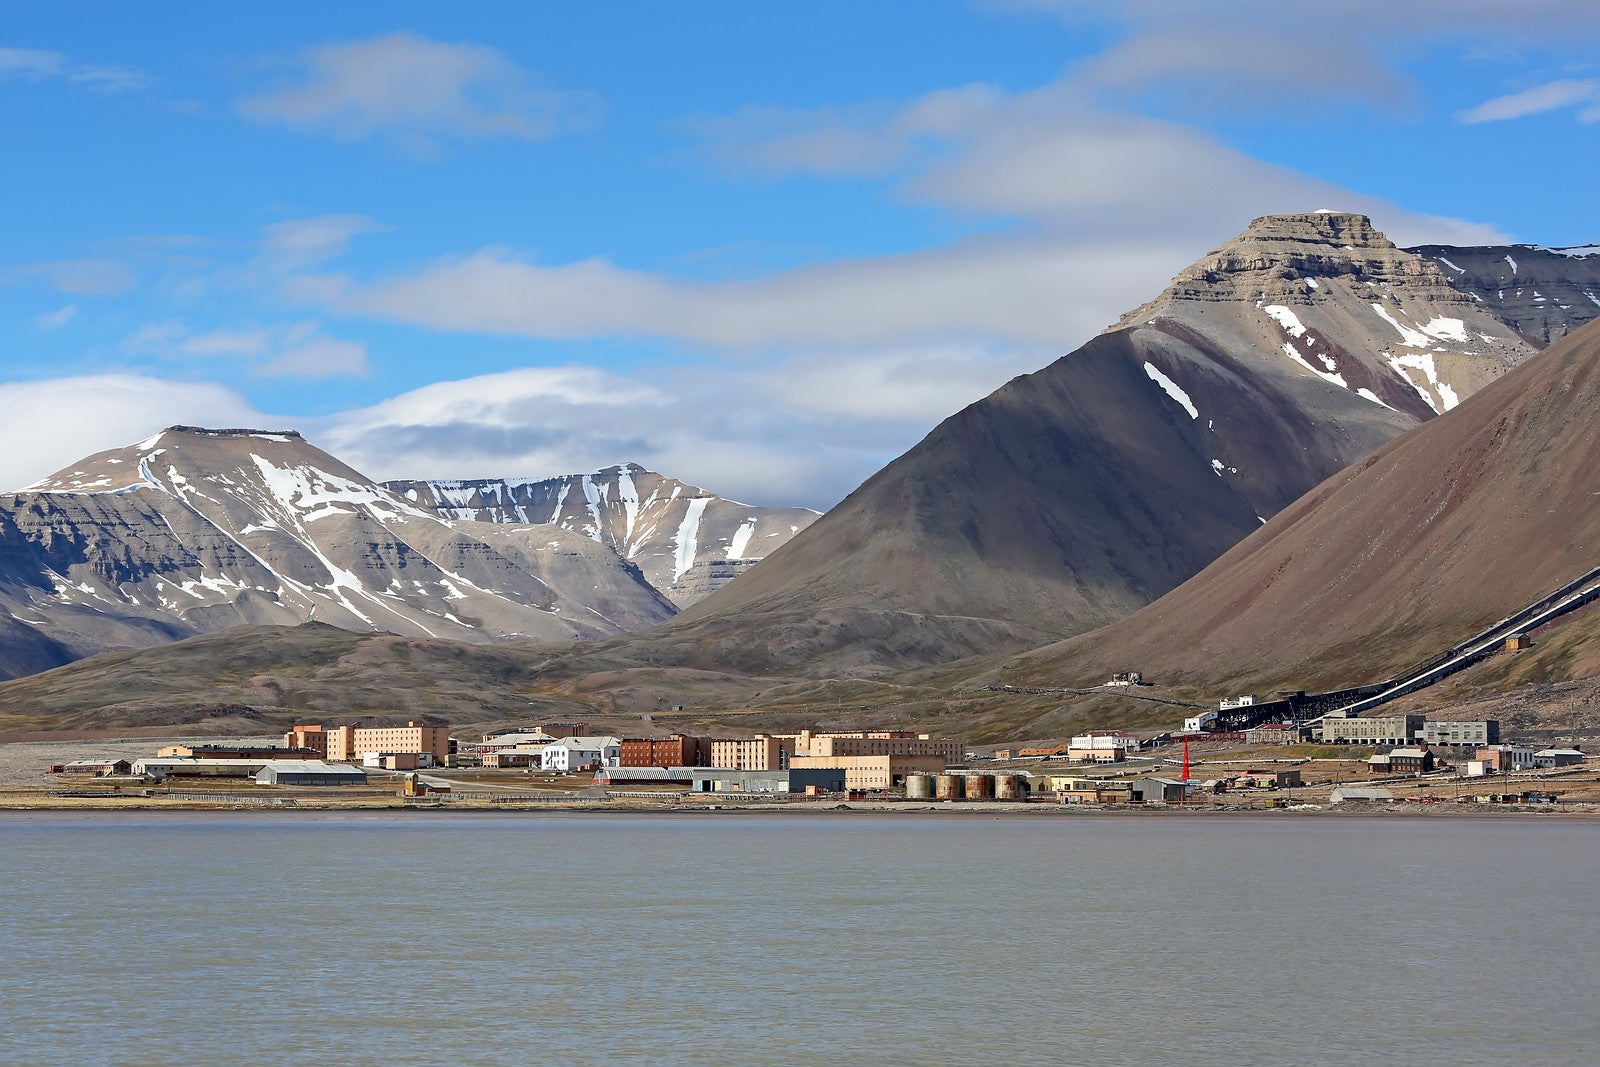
(1404, 243, 1600, 346)
(0, 428, 677, 679)
(1116, 211, 1533, 420)
(385, 465, 819, 607)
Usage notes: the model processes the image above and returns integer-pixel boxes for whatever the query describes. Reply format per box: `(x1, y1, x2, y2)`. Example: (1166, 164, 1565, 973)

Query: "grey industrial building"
(254, 761, 368, 786)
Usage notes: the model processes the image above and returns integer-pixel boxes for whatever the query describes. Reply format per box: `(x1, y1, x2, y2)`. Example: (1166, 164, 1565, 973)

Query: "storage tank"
(964, 773, 995, 800)
(905, 774, 935, 800)
(993, 774, 1020, 800)
(935, 774, 965, 800)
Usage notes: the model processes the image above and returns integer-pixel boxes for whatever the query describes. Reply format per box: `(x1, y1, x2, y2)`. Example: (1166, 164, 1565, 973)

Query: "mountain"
(0, 427, 677, 679)
(599, 212, 1547, 676)
(1404, 242, 1600, 346)
(385, 465, 819, 607)
(1004, 314, 1600, 702)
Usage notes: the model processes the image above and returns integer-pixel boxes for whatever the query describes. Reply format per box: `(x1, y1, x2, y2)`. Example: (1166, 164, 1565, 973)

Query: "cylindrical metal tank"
(935, 774, 965, 800)
(964, 773, 995, 800)
(905, 774, 935, 800)
(993, 774, 1020, 800)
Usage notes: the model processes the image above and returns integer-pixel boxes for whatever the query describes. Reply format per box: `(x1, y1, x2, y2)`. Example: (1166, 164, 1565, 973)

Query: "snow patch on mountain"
(727, 518, 758, 560)
(1386, 352, 1459, 412)
(1264, 305, 1308, 338)
(1143, 362, 1198, 419)
(674, 497, 709, 581)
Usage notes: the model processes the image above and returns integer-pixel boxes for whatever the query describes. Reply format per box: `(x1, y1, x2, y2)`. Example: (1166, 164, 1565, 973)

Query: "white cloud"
(0, 47, 151, 93)
(307, 365, 912, 509)
(294, 77, 1503, 356)
(1459, 79, 1600, 124)
(260, 326, 369, 379)
(992, 1, 1600, 106)
(758, 344, 1053, 421)
(125, 320, 369, 379)
(0, 376, 266, 492)
(16, 258, 137, 296)
(35, 304, 77, 330)
(258, 214, 387, 268)
(310, 232, 1189, 349)
(180, 329, 271, 358)
(238, 32, 600, 151)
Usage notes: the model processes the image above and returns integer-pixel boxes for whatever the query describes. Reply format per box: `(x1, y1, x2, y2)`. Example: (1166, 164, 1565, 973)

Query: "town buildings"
(282, 725, 329, 757)
(1476, 745, 1537, 772)
(539, 737, 622, 772)
(619, 734, 706, 767)
(1320, 713, 1424, 746)
(1419, 720, 1500, 746)
(1067, 731, 1139, 762)
(710, 735, 793, 771)
(324, 722, 450, 766)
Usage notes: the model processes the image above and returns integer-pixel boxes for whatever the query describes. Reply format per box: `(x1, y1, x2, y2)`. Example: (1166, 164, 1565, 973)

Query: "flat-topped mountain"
(0, 427, 676, 679)
(386, 465, 819, 607)
(612, 212, 1547, 676)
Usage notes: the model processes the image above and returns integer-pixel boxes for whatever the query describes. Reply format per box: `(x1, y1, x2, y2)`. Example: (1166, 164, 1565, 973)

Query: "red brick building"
(619, 735, 706, 767)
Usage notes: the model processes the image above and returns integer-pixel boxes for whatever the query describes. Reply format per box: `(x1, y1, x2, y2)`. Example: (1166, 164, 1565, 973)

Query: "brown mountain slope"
(1005, 315, 1600, 697)
(634, 212, 1534, 674)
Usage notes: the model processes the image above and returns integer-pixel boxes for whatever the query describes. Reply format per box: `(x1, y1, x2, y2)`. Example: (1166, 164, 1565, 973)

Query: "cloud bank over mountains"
(4, 5, 1597, 507)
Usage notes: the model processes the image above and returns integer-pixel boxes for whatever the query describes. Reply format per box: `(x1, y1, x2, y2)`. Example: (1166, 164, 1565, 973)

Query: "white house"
(540, 736, 622, 772)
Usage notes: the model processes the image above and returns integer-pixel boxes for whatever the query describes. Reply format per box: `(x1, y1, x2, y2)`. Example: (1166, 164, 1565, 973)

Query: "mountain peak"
(162, 425, 304, 440)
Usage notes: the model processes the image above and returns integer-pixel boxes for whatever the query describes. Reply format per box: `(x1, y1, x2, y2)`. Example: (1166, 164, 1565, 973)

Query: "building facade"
(788, 753, 946, 789)
(619, 735, 705, 767)
(709, 735, 793, 771)
(1319, 714, 1424, 746)
(540, 737, 622, 772)
(1476, 745, 1537, 772)
(787, 731, 965, 763)
(1418, 720, 1500, 747)
(325, 722, 450, 764)
(283, 725, 329, 757)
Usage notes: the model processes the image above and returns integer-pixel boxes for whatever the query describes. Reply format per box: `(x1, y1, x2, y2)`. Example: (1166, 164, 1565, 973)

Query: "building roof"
(257, 759, 363, 775)
(545, 736, 622, 751)
(1331, 786, 1395, 802)
(478, 731, 558, 748)
(1387, 747, 1433, 758)
(596, 767, 698, 782)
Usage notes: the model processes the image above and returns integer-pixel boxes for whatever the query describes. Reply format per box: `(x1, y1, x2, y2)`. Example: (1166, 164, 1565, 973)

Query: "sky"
(2, 1, 1598, 509)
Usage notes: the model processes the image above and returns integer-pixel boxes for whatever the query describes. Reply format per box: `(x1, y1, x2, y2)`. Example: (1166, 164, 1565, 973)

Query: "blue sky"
(3, 1, 1598, 508)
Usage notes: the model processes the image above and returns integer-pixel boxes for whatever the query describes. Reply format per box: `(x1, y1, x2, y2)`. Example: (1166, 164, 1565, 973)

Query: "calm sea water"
(1, 812, 1594, 1066)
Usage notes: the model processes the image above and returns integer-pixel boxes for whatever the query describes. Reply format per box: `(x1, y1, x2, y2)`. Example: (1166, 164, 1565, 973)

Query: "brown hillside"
(1010, 316, 1600, 696)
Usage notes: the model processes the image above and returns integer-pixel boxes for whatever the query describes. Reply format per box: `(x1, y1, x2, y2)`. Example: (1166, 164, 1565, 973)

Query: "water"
(1, 812, 1595, 1066)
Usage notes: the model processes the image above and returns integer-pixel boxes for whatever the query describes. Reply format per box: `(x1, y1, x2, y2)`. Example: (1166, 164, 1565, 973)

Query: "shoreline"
(2, 794, 1594, 818)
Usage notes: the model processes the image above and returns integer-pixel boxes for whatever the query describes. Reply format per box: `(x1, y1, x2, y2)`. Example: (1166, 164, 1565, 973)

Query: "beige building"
(789, 753, 947, 789)
(283, 725, 329, 756)
(326, 722, 450, 764)
(710, 735, 794, 770)
(1318, 714, 1423, 746)
(789, 730, 964, 763)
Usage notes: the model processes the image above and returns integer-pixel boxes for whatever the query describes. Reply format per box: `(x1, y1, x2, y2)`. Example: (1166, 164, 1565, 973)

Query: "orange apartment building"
(789, 730, 965, 763)
(323, 722, 451, 765)
(283, 725, 329, 757)
(709, 735, 794, 770)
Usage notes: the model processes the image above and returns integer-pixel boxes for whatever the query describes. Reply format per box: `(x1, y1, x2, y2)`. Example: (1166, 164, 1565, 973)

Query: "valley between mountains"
(6, 211, 1600, 743)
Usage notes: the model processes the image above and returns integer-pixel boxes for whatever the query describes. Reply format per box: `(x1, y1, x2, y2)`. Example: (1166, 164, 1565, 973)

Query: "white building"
(1067, 731, 1140, 763)
(540, 736, 622, 772)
